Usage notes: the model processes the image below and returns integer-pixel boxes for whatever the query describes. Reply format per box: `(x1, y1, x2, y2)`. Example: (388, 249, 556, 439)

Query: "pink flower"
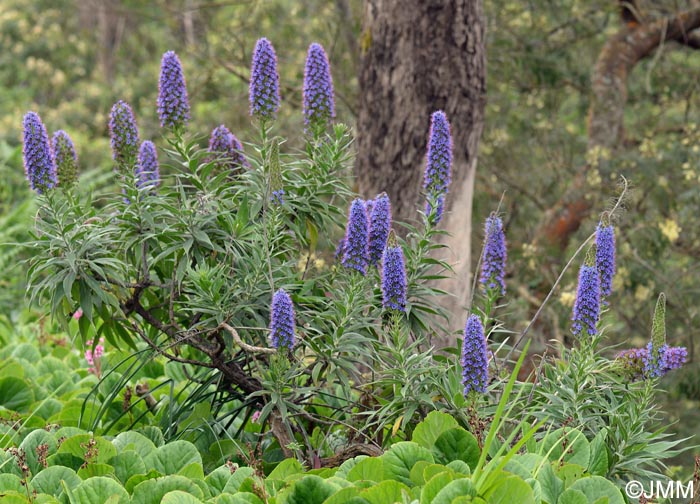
(73, 308, 83, 320)
(84, 338, 105, 378)
(251, 410, 261, 423)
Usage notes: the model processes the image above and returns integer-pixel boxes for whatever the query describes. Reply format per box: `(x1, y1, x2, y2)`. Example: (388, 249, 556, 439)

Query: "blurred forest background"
(2, 0, 700, 468)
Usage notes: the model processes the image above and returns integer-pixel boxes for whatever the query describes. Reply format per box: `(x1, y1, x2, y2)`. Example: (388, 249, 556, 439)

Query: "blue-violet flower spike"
(249, 38, 281, 120)
(51, 130, 78, 187)
(479, 214, 507, 296)
(423, 111, 453, 197)
(136, 140, 160, 189)
(208, 125, 249, 172)
(341, 198, 370, 275)
(303, 42, 335, 131)
(109, 100, 140, 168)
(381, 245, 407, 311)
(270, 288, 296, 350)
(595, 221, 616, 299)
(157, 51, 190, 129)
(369, 193, 391, 267)
(571, 250, 601, 337)
(461, 314, 489, 395)
(22, 112, 57, 194)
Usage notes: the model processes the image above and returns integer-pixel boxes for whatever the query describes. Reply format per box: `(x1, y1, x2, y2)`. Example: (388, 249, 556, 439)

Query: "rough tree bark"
(355, 0, 486, 330)
(539, 4, 700, 249)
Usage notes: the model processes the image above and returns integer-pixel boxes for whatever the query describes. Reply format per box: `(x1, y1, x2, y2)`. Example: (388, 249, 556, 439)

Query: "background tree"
(355, 0, 486, 329)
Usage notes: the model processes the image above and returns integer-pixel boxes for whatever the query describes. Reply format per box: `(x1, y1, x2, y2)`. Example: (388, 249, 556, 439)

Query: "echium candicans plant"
(109, 100, 140, 169)
(423, 110, 452, 224)
(381, 232, 407, 312)
(479, 213, 507, 296)
(157, 51, 190, 130)
(268, 137, 285, 205)
(461, 314, 488, 395)
(249, 37, 281, 121)
(208, 125, 248, 173)
(595, 213, 615, 301)
(136, 141, 160, 189)
(571, 245, 601, 337)
(368, 192, 391, 267)
(341, 198, 370, 274)
(22, 112, 57, 194)
(51, 130, 78, 187)
(269, 289, 296, 351)
(303, 42, 335, 135)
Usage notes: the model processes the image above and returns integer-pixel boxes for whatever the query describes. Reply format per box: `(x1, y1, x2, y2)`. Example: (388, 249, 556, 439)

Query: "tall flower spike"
(303, 42, 335, 131)
(136, 141, 160, 189)
(270, 288, 296, 350)
(571, 246, 601, 337)
(595, 215, 616, 299)
(342, 198, 370, 275)
(51, 130, 78, 188)
(22, 112, 57, 194)
(157, 51, 190, 129)
(369, 193, 391, 267)
(645, 293, 667, 376)
(208, 125, 248, 173)
(479, 214, 507, 296)
(109, 100, 140, 169)
(249, 38, 281, 120)
(461, 314, 489, 395)
(423, 111, 452, 223)
(381, 237, 407, 312)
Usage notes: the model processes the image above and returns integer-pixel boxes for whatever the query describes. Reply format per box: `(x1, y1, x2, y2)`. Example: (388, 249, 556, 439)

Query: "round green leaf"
(0, 377, 34, 412)
(29, 465, 81, 496)
(71, 476, 129, 504)
(568, 476, 624, 504)
(432, 428, 480, 469)
(382, 442, 434, 487)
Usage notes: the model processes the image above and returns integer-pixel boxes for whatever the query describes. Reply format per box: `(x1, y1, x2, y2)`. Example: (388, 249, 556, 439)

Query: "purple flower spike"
(369, 193, 391, 267)
(157, 51, 190, 129)
(479, 214, 507, 296)
(270, 288, 296, 350)
(618, 345, 688, 381)
(22, 112, 57, 194)
(571, 248, 601, 337)
(109, 100, 140, 168)
(423, 111, 453, 202)
(461, 314, 489, 395)
(381, 245, 407, 311)
(208, 125, 248, 172)
(51, 130, 78, 187)
(249, 38, 280, 120)
(303, 42, 335, 131)
(595, 221, 616, 299)
(425, 195, 446, 224)
(270, 189, 285, 206)
(136, 141, 160, 189)
(342, 198, 370, 275)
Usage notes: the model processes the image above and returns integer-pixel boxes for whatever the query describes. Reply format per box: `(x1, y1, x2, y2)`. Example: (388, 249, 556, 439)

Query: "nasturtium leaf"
(541, 429, 590, 468)
(161, 490, 205, 503)
(0, 473, 24, 493)
(346, 456, 383, 483)
(432, 428, 480, 469)
(483, 474, 535, 504)
(420, 471, 455, 504)
(381, 442, 434, 487)
(431, 478, 477, 504)
(71, 476, 129, 504)
(568, 476, 624, 504)
(360, 479, 410, 504)
(411, 411, 460, 450)
(29, 465, 81, 496)
(282, 475, 337, 504)
(0, 377, 34, 411)
(109, 451, 146, 484)
(143, 440, 202, 476)
(131, 475, 204, 504)
(112, 431, 156, 458)
(268, 458, 304, 481)
(556, 488, 588, 504)
(19, 428, 57, 475)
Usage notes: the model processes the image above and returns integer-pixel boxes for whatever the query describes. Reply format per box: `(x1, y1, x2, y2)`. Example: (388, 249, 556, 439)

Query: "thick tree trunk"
(356, 0, 486, 331)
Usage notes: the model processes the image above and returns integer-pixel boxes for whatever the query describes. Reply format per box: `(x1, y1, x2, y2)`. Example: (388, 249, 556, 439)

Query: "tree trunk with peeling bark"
(355, 0, 486, 331)
(539, 6, 700, 249)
